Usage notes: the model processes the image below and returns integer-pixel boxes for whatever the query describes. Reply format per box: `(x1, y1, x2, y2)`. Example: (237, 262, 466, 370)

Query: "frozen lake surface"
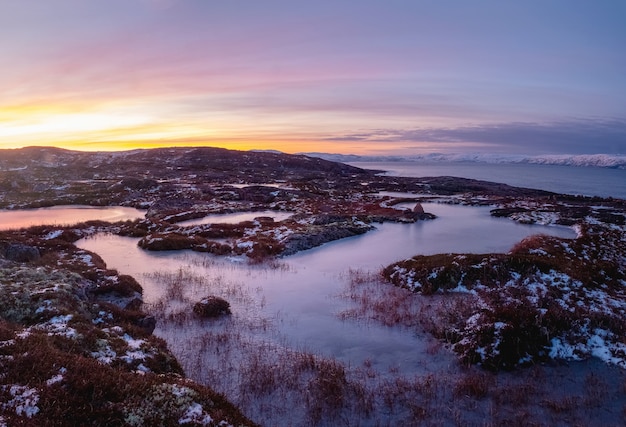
(3, 202, 585, 424)
(77, 203, 576, 374)
(0, 205, 146, 230)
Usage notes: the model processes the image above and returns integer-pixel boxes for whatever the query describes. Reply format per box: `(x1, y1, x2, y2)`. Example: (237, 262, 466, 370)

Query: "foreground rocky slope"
(0, 229, 257, 426)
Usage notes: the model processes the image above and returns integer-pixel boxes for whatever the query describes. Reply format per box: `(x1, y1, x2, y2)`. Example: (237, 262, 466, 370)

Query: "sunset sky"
(1, 1, 625, 155)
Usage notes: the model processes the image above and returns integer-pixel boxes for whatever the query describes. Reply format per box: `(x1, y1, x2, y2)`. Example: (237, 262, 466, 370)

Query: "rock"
(193, 296, 231, 318)
(4, 243, 40, 262)
(254, 216, 275, 224)
(490, 207, 528, 217)
(281, 223, 372, 256)
(412, 211, 437, 221)
(412, 203, 425, 214)
(124, 296, 144, 311)
(137, 316, 157, 334)
(93, 290, 144, 310)
(312, 214, 349, 225)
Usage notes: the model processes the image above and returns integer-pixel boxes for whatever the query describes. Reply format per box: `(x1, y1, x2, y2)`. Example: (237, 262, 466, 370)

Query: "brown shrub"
(454, 370, 493, 398)
(196, 241, 232, 255)
(197, 222, 249, 239)
(90, 274, 143, 297)
(138, 233, 197, 250)
(455, 293, 549, 371)
(306, 359, 348, 424)
(247, 237, 284, 261)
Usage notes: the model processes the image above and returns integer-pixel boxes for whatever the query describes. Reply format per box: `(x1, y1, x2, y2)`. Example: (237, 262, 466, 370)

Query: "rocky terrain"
(0, 228, 257, 426)
(1, 146, 625, 425)
(0, 146, 558, 261)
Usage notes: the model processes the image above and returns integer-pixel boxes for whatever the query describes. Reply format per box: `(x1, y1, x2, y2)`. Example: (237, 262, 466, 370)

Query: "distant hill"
(0, 146, 371, 181)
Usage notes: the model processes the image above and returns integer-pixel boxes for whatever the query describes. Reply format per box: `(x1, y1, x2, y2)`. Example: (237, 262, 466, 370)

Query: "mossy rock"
(193, 296, 231, 318)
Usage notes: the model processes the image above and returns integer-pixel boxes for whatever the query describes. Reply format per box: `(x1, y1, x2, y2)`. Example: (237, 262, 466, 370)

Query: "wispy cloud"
(324, 119, 626, 154)
(1, 2, 625, 154)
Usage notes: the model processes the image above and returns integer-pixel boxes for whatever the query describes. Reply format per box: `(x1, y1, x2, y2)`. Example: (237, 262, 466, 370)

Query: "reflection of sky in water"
(77, 203, 576, 375)
(0, 205, 146, 230)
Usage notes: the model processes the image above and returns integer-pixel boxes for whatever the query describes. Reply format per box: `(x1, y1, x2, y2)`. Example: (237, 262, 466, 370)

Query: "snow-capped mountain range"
(300, 152, 626, 169)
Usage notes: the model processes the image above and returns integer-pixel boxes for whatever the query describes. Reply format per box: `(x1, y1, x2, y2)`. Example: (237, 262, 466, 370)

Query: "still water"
(349, 161, 626, 200)
(0, 205, 146, 231)
(76, 203, 575, 374)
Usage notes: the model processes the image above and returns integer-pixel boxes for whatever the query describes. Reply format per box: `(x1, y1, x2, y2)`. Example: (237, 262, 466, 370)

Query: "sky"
(0, 0, 625, 155)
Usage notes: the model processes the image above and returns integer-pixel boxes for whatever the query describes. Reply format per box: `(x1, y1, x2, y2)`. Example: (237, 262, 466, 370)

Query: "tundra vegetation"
(0, 242, 256, 426)
(383, 203, 625, 371)
(0, 147, 624, 425)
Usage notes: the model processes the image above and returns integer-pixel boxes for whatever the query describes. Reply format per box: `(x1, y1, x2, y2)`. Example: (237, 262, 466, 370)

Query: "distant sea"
(348, 161, 626, 200)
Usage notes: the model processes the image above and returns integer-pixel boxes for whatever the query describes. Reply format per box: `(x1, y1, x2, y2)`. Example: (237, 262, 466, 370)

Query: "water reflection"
(0, 205, 146, 230)
(76, 203, 575, 374)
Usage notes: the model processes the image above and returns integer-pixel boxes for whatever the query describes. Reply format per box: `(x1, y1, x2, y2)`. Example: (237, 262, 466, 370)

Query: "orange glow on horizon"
(0, 101, 361, 154)
(0, 138, 362, 155)
(0, 104, 389, 155)
(0, 99, 469, 156)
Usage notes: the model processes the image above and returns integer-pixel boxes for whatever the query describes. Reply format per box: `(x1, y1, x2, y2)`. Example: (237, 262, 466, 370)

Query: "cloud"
(324, 119, 626, 155)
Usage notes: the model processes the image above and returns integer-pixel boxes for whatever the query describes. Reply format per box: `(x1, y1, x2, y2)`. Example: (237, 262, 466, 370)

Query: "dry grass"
(148, 267, 457, 425)
(454, 370, 494, 399)
(146, 265, 626, 426)
(330, 268, 626, 426)
(340, 268, 476, 340)
(380, 221, 626, 371)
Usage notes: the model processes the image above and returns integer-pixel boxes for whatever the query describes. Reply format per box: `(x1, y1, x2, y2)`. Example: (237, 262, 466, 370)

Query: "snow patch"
(1, 385, 40, 418)
(43, 230, 63, 240)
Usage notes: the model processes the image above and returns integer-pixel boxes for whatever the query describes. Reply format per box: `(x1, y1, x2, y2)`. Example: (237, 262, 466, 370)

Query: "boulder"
(4, 243, 40, 262)
(137, 316, 157, 334)
(93, 291, 143, 310)
(193, 296, 231, 318)
(281, 223, 372, 256)
(412, 203, 425, 214)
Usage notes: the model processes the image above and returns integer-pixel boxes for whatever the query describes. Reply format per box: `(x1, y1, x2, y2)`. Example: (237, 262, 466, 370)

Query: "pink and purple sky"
(1, 0, 624, 155)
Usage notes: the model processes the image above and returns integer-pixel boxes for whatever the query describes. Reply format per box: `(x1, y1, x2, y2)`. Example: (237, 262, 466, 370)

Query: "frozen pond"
(0, 205, 146, 230)
(176, 210, 293, 226)
(76, 203, 576, 375)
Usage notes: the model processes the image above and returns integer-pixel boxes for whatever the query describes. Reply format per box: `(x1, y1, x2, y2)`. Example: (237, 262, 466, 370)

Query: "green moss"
(0, 267, 89, 324)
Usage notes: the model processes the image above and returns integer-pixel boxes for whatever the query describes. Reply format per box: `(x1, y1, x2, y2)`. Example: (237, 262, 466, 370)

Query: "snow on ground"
(0, 262, 248, 425)
(45, 368, 67, 387)
(43, 230, 63, 240)
(385, 213, 626, 370)
(1, 385, 39, 418)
